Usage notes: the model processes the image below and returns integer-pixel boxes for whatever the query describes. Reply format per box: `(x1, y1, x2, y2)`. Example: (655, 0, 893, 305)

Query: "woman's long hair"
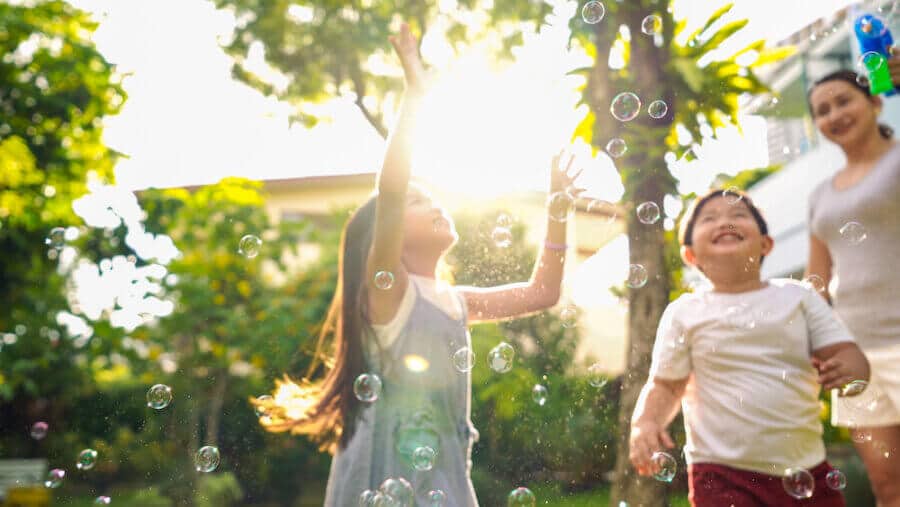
(808, 69, 894, 139)
(254, 195, 379, 452)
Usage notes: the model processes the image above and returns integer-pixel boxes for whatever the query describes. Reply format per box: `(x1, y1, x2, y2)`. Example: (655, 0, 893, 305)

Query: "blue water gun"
(854, 13, 898, 96)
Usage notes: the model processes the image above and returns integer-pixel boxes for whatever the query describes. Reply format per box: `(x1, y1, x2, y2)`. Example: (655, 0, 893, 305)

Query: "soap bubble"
(146, 384, 173, 410)
(379, 477, 414, 506)
(581, 1, 605, 24)
(859, 51, 886, 72)
(626, 264, 648, 289)
(45, 227, 66, 249)
(353, 373, 383, 403)
(560, 304, 578, 328)
(841, 379, 868, 397)
(507, 487, 536, 506)
(492, 227, 513, 248)
(839, 221, 867, 245)
(195, 446, 220, 472)
(452, 347, 475, 373)
(637, 202, 661, 224)
(826, 469, 846, 490)
(413, 446, 436, 471)
(641, 15, 662, 35)
(722, 186, 742, 205)
(606, 138, 627, 158)
(782, 468, 815, 499)
(588, 363, 607, 388)
(373, 270, 395, 290)
(548, 192, 574, 222)
(428, 489, 447, 506)
(802, 274, 826, 293)
(77, 449, 98, 470)
(647, 100, 668, 119)
(94, 496, 111, 505)
(651, 452, 676, 482)
(254, 394, 273, 417)
(532, 384, 548, 406)
(44, 469, 65, 488)
(238, 234, 262, 258)
(488, 342, 515, 373)
(30, 421, 49, 440)
(359, 490, 376, 506)
(610, 92, 642, 122)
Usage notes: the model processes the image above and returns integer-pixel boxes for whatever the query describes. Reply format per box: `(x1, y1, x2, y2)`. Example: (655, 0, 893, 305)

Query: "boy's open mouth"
(712, 231, 744, 244)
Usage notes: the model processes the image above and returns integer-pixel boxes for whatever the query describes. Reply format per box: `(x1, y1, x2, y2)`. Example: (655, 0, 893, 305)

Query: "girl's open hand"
(550, 150, 586, 197)
(389, 23, 426, 93)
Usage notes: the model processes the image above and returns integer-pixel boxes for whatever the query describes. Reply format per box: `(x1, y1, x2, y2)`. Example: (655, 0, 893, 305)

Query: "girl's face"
(810, 80, 882, 149)
(403, 186, 458, 252)
(684, 197, 772, 273)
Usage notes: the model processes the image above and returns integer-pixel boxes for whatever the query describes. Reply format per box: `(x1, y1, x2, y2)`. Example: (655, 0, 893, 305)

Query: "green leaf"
(698, 19, 749, 54)
(685, 3, 734, 44)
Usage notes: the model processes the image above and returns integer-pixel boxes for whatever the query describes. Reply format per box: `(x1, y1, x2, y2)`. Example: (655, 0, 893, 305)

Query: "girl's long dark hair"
(254, 195, 379, 452)
(808, 69, 894, 139)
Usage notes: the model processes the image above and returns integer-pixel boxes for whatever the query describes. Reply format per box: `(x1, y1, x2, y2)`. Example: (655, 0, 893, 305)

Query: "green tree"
(212, 1, 790, 504)
(0, 0, 126, 461)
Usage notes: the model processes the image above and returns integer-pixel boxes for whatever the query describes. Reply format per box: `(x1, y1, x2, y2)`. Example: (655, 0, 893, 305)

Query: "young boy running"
(629, 189, 870, 506)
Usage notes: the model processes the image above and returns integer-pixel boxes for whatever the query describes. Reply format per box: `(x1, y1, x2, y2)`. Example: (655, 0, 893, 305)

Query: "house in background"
(256, 173, 630, 372)
(747, 3, 900, 279)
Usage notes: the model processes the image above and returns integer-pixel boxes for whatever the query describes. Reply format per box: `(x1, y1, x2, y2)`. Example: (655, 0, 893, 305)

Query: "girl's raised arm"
(460, 152, 584, 323)
(365, 24, 426, 323)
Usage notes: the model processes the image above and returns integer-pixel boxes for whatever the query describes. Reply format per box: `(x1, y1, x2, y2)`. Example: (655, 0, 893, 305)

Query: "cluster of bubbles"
(488, 342, 516, 373)
(359, 477, 415, 506)
(492, 214, 514, 248)
(354, 373, 384, 403)
(531, 384, 549, 406)
(238, 234, 262, 258)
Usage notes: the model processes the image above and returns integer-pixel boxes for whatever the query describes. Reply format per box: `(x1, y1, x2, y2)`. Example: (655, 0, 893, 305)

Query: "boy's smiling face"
(682, 196, 773, 278)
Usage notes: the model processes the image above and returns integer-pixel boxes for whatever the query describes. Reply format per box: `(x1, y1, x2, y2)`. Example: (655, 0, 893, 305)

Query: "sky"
(62, 0, 864, 198)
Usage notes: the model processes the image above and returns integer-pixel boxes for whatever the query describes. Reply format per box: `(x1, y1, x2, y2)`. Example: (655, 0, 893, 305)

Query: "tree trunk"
(205, 371, 228, 446)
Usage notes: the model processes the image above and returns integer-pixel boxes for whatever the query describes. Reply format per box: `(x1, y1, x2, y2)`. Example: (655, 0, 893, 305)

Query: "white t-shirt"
(650, 279, 854, 475)
(372, 274, 464, 348)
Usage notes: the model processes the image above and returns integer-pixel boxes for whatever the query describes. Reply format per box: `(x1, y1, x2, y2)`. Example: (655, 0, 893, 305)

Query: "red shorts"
(688, 461, 846, 507)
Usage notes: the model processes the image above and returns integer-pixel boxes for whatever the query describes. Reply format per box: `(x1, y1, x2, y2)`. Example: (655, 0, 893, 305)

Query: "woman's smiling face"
(810, 79, 882, 149)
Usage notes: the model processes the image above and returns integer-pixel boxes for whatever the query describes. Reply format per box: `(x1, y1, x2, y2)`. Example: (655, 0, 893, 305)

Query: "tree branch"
(349, 64, 388, 139)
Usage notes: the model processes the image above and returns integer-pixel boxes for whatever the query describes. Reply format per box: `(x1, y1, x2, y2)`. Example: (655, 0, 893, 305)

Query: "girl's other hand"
(550, 149, 586, 197)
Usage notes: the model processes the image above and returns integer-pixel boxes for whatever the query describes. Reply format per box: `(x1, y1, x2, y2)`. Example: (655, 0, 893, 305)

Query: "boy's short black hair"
(678, 188, 769, 247)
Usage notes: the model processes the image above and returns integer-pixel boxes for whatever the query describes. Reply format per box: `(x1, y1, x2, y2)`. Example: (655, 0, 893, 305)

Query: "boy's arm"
(629, 376, 688, 475)
(812, 342, 870, 392)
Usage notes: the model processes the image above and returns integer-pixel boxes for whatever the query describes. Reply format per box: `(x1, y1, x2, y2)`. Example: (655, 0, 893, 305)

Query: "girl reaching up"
(256, 22, 585, 506)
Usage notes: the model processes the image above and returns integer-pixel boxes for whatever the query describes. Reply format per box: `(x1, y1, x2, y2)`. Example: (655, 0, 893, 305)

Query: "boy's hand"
(550, 150, 586, 196)
(811, 356, 862, 393)
(629, 420, 675, 476)
(389, 23, 426, 93)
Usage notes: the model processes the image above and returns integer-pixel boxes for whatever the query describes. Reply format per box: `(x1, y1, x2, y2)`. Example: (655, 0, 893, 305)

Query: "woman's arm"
(629, 376, 688, 476)
(805, 233, 833, 304)
(460, 152, 584, 323)
(365, 24, 426, 324)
